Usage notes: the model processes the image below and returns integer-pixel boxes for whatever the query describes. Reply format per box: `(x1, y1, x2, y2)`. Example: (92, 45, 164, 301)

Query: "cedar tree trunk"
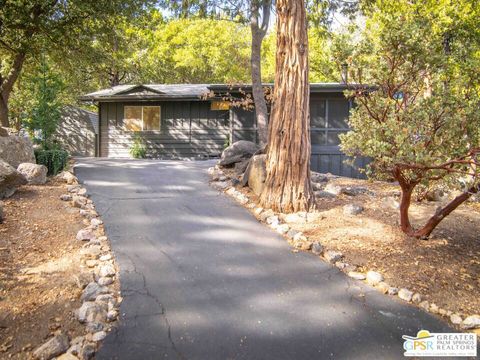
(0, 52, 27, 128)
(259, 0, 315, 213)
(250, 0, 271, 146)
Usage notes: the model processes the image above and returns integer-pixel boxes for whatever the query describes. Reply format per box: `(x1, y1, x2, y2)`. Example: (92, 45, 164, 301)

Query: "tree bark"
(259, 0, 315, 213)
(0, 51, 27, 128)
(395, 167, 479, 239)
(250, 0, 271, 147)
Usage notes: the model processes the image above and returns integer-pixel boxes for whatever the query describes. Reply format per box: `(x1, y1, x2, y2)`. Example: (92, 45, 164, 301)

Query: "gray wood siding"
(99, 101, 229, 158)
(230, 93, 368, 179)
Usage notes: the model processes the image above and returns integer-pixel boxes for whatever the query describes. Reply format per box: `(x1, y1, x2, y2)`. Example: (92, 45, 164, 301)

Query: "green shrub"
(130, 135, 147, 159)
(34, 149, 69, 175)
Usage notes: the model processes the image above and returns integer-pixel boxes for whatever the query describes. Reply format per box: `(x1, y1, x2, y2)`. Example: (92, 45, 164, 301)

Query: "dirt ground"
(226, 169, 480, 319)
(0, 180, 86, 358)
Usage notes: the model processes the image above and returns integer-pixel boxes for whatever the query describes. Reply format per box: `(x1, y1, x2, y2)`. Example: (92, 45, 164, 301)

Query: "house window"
(124, 106, 160, 131)
(211, 101, 230, 111)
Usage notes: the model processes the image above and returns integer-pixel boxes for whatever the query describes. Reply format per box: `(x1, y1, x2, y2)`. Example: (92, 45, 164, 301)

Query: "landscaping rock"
(33, 334, 69, 360)
(79, 343, 96, 360)
(77, 302, 107, 324)
(324, 250, 343, 264)
(294, 239, 312, 251)
(90, 218, 103, 228)
(57, 171, 77, 185)
(96, 294, 116, 310)
(0, 134, 35, 168)
(430, 303, 439, 313)
(276, 224, 290, 234)
(218, 140, 260, 167)
(106, 310, 118, 322)
(57, 353, 79, 360)
(324, 183, 342, 196)
(76, 228, 96, 242)
(92, 331, 107, 342)
(72, 195, 88, 208)
(388, 287, 399, 295)
(419, 301, 430, 311)
(60, 194, 72, 201)
(314, 190, 336, 199)
(461, 315, 480, 329)
(366, 271, 384, 286)
(86, 322, 104, 333)
(97, 276, 114, 286)
(376, 282, 389, 294)
(98, 264, 116, 278)
(81, 282, 109, 301)
(17, 163, 48, 184)
(266, 215, 279, 227)
(67, 184, 81, 193)
(244, 154, 266, 196)
(311, 242, 324, 255)
(450, 313, 463, 325)
(234, 159, 250, 175)
(398, 288, 413, 302)
(348, 271, 366, 280)
(343, 204, 364, 216)
(425, 189, 445, 202)
(259, 209, 274, 222)
(285, 229, 298, 239)
(0, 159, 27, 198)
(0, 127, 8, 137)
(80, 246, 102, 259)
(211, 181, 230, 190)
(342, 186, 373, 196)
(382, 196, 400, 210)
(99, 254, 112, 262)
(412, 293, 422, 304)
(73, 272, 94, 289)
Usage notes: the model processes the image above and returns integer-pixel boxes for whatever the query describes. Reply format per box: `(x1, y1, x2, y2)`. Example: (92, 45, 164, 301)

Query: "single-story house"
(80, 83, 368, 178)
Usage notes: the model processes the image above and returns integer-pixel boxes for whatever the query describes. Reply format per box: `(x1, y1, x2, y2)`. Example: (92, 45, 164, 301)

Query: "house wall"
(99, 100, 229, 158)
(54, 105, 98, 157)
(231, 92, 368, 178)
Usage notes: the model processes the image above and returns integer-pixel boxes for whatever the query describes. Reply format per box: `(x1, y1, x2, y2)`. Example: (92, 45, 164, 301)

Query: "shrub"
(129, 135, 147, 159)
(34, 149, 69, 175)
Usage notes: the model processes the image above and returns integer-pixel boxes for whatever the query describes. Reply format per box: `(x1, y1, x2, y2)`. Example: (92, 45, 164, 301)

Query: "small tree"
(25, 57, 63, 149)
(341, 1, 480, 239)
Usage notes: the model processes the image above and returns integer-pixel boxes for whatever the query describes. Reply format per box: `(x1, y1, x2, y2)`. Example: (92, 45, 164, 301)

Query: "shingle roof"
(79, 83, 355, 102)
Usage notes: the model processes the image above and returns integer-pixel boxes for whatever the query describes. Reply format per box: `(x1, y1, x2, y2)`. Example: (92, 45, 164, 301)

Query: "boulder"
(0, 134, 35, 168)
(243, 154, 266, 196)
(234, 159, 250, 175)
(76, 302, 107, 323)
(218, 140, 260, 167)
(17, 163, 48, 184)
(0, 159, 27, 198)
(33, 334, 70, 360)
(81, 282, 109, 301)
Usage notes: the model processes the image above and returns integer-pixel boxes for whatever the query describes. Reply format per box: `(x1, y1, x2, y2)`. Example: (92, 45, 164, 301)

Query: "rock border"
(208, 165, 480, 332)
(32, 169, 121, 360)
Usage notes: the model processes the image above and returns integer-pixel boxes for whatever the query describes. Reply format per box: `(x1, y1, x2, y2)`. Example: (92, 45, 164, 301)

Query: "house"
(80, 83, 368, 178)
(54, 106, 98, 157)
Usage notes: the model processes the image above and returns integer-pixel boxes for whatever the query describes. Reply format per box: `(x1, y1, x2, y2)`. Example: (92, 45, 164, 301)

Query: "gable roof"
(79, 83, 355, 102)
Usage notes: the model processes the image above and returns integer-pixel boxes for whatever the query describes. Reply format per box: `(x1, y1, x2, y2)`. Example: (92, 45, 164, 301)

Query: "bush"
(34, 149, 69, 175)
(129, 135, 147, 159)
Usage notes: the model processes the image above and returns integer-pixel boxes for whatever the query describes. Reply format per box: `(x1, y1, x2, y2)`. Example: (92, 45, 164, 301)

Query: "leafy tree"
(24, 57, 63, 149)
(341, 0, 480, 238)
(0, 0, 148, 127)
(260, 0, 315, 212)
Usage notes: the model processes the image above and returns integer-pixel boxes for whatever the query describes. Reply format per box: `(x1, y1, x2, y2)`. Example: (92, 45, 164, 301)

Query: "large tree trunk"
(250, 0, 271, 147)
(259, 0, 315, 213)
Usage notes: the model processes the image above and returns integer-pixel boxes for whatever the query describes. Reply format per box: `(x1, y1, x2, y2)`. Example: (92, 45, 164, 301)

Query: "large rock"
(0, 159, 27, 198)
(218, 140, 260, 167)
(33, 334, 69, 360)
(17, 163, 48, 184)
(0, 134, 35, 168)
(244, 154, 266, 196)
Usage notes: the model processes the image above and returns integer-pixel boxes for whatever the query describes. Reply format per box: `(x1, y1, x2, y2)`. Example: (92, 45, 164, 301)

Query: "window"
(211, 101, 230, 111)
(124, 106, 160, 131)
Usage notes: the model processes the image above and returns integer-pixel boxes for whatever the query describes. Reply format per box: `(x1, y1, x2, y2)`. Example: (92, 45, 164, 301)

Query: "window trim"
(124, 105, 161, 131)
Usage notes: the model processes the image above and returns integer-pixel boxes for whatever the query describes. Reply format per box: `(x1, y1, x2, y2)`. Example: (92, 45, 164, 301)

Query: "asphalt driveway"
(75, 158, 455, 360)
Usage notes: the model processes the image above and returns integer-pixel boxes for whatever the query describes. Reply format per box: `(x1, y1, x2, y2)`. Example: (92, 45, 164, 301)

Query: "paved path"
(75, 158, 455, 360)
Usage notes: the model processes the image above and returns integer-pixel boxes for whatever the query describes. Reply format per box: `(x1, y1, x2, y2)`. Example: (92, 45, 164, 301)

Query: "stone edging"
(208, 166, 480, 332)
(32, 169, 120, 360)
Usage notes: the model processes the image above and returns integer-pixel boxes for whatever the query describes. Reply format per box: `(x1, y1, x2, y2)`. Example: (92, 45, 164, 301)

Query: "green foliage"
(34, 148, 69, 176)
(341, 0, 480, 186)
(23, 57, 64, 149)
(130, 134, 147, 159)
